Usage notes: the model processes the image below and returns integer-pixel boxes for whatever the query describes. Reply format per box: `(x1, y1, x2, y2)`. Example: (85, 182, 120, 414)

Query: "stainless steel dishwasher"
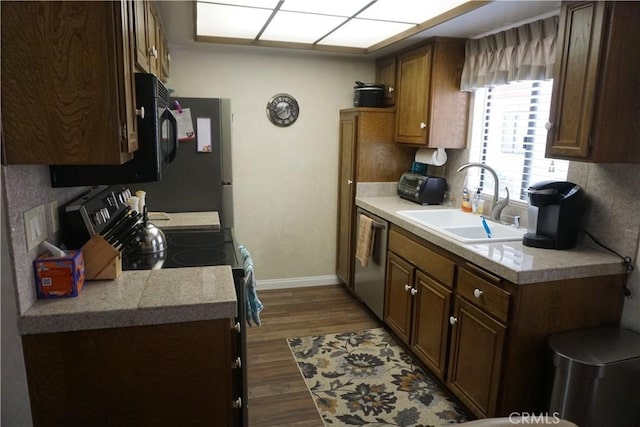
(353, 207, 388, 320)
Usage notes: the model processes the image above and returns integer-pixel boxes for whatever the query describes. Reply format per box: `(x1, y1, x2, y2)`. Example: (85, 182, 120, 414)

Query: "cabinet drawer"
(457, 267, 510, 323)
(389, 228, 455, 287)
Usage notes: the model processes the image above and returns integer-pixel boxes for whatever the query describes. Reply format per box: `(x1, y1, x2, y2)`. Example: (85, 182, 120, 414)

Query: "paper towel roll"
(415, 148, 447, 166)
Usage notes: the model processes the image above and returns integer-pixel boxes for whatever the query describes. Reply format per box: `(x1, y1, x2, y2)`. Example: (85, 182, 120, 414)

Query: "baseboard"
(257, 275, 341, 290)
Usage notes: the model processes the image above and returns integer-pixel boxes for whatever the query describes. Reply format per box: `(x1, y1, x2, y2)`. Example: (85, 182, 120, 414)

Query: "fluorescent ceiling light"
(197, 3, 273, 39)
(320, 19, 415, 48)
(279, 0, 371, 17)
(261, 11, 346, 43)
(196, 0, 477, 51)
(358, 0, 471, 23)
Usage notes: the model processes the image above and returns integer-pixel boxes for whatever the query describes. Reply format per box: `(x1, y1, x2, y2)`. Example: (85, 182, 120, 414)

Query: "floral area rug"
(287, 327, 469, 426)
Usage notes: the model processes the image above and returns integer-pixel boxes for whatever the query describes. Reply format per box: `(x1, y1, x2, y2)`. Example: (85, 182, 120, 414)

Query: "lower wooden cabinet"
(447, 297, 506, 417)
(412, 272, 452, 380)
(383, 224, 625, 418)
(22, 319, 241, 427)
(385, 228, 455, 381)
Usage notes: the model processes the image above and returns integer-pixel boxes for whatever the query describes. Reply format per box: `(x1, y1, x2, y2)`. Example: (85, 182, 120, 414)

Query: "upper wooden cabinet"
(1, 1, 138, 165)
(375, 57, 397, 107)
(546, 1, 640, 163)
(392, 39, 469, 147)
(132, 0, 170, 82)
(336, 108, 413, 289)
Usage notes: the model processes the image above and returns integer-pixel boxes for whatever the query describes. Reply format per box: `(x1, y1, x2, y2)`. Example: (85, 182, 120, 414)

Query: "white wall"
(167, 43, 375, 281)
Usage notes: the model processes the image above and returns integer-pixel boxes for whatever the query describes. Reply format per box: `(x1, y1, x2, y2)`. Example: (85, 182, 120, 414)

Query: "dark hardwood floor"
(246, 284, 381, 427)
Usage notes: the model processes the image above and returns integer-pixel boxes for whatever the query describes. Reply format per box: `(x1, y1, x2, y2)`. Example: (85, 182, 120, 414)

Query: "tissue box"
(33, 250, 85, 299)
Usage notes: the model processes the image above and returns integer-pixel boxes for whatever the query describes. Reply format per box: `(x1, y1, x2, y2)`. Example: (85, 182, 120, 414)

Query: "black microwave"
(50, 73, 178, 187)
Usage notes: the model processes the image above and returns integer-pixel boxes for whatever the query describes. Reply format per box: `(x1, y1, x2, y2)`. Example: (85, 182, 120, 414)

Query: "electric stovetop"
(122, 227, 243, 276)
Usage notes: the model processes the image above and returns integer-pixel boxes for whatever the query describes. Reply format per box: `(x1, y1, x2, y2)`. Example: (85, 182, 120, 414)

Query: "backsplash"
(1, 165, 87, 314)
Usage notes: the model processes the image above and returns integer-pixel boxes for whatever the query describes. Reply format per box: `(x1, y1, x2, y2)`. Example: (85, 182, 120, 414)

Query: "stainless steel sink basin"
(396, 209, 525, 243)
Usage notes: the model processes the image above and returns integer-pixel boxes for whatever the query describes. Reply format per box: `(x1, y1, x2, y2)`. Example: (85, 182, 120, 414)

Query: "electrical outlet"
(24, 204, 47, 251)
(49, 200, 60, 233)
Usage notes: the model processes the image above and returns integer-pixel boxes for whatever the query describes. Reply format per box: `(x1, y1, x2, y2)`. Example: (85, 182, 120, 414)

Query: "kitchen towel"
(355, 214, 375, 268)
(415, 147, 447, 166)
(239, 244, 263, 326)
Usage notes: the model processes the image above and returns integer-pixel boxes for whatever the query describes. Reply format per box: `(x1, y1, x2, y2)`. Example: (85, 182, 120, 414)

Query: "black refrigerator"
(130, 97, 234, 228)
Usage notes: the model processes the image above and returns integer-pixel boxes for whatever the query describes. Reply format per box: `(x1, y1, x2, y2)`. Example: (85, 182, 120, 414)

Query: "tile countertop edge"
(356, 196, 626, 284)
(18, 266, 237, 336)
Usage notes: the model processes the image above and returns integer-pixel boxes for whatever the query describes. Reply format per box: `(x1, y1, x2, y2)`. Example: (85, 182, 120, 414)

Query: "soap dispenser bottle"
(461, 177, 472, 212)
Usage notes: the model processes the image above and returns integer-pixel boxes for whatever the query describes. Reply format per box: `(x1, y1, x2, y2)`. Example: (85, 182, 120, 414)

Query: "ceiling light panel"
(197, 2, 273, 39)
(319, 19, 415, 48)
(260, 11, 346, 43)
(279, 0, 371, 17)
(213, 0, 280, 7)
(358, 0, 470, 23)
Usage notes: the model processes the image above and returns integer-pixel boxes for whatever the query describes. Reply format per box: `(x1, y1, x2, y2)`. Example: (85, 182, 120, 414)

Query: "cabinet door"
(385, 252, 415, 345)
(22, 320, 235, 426)
(395, 45, 432, 145)
(147, 1, 160, 76)
(546, 1, 606, 159)
(376, 57, 397, 106)
(159, 30, 170, 83)
(447, 298, 506, 418)
(133, 0, 150, 72)
(411, 271, 452, 380)
(336, 114, 357, 287)
(1, 1, 136, 164)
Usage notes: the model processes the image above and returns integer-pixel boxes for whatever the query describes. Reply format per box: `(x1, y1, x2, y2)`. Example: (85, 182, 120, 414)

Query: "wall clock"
(266, 93, 299, 127)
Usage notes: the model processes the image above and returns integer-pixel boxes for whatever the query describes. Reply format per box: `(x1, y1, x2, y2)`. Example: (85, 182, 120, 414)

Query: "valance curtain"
(460, 16, 558, 91)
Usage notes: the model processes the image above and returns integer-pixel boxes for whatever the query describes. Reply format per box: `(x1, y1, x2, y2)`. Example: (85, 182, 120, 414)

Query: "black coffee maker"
(523, 181, 586, 250)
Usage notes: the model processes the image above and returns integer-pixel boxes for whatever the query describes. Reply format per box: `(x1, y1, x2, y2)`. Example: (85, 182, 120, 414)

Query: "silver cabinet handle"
(404, 284, 411, 292)
(545, 122, 553, 130)
(232, 397, 242, 409)
(449, 316, 458, 326)
(410, 288, 417, 296)
(420, 122, 427, 129)
(473, 288, 483, 298)
(136, 107, 145, 119)
(233, 357, 242, 369)
(234, 322, 241, 333)
(388, 86, 395, 93)
(347, 179, 353, 185)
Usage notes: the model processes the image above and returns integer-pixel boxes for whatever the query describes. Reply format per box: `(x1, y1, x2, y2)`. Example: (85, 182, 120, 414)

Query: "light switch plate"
(24, 204, 47, 251)
(49, 200, 59, 233)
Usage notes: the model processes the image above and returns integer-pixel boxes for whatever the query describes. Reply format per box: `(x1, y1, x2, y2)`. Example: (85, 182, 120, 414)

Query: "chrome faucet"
(456, 162, 509, 222)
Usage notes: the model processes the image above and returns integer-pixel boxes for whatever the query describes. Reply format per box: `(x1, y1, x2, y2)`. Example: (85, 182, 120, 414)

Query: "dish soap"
(472, 188, 481, 214)
(461, 177, 472, 212)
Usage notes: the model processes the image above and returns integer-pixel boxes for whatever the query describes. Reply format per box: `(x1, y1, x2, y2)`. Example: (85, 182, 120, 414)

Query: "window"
(467, 80, 568, 203)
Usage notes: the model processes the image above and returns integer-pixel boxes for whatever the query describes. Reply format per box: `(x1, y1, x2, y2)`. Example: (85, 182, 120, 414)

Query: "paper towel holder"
(415, 147, 447, 166)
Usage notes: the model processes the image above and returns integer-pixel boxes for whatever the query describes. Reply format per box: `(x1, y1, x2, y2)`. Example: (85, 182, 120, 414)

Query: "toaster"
(397, 172, 447, 205)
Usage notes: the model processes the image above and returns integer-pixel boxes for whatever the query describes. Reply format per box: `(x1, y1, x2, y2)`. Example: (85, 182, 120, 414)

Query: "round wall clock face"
(266, 93, 299, 127)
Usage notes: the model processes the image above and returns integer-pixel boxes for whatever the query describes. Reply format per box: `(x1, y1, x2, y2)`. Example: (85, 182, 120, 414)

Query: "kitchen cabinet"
(132, 0, 170, 82)
(383, 224, 625, 418)
(447, 266, 508, 417)
(336, 109, 413, 289)
(546, 1, 640, 162)
(391, 39, 469, 147)
(22, 319, 242, 426)
(375, 57, 397, 106)
(385, 227, 455, 380)
(1, 1, 139, 165)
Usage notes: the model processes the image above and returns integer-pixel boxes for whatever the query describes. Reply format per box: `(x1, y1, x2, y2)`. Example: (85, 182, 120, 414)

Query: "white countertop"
(19, 211, 235, 335)
(357, 196, 626, 284)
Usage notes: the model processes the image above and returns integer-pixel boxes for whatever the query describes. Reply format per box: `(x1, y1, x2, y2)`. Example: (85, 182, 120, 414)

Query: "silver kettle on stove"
(134, 207, 167, 254)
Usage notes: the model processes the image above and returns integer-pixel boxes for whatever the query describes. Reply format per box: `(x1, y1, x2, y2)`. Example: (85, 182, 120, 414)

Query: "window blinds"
(472, 80, 568, 202)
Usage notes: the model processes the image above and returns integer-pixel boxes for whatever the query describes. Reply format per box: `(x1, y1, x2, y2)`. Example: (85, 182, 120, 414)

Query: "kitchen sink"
(396, 209, 525, 243)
